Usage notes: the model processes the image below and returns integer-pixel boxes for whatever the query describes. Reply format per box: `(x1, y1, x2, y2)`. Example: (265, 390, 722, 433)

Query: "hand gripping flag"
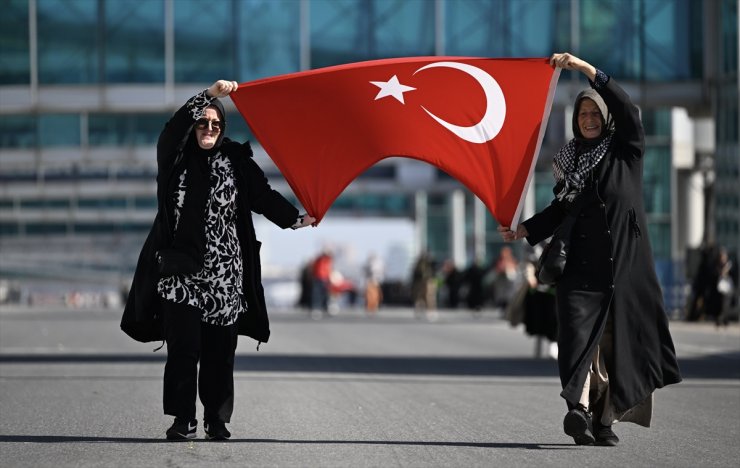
(230, 57, 560, 226)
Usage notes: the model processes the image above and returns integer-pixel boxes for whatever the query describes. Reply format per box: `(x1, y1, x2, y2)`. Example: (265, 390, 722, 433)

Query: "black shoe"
(166, 418, 197, 440)
(594, 422, 619, 446)
(563, 406, 595, 445)
(204, 420, 231, 441)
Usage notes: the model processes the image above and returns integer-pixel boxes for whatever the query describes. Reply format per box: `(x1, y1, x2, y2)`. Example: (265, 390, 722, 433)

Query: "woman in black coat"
(499, 53, 681, 446)
(121, 80, 315, 441)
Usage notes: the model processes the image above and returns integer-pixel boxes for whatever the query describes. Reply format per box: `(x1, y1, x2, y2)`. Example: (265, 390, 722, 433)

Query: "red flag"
(231, 57, 559, 226)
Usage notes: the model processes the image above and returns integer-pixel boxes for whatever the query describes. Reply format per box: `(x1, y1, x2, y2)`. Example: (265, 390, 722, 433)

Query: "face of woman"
(195, 107, 222, 150)
(577, 98, 603, 139)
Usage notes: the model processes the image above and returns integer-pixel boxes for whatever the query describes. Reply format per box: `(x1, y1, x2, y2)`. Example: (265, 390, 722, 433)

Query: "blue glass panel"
(105, 0, 165, 82)
(78, 198, 127, 208)
(132, 113, 171, 145)
(89, 113, 132, 146)
(642, 108, 672, 137)
(310, 0, 435, 68)
(235, 0, 300, 80)
(647, 221, 670, 260)
(89, 113, 169, 146)
(446, 0, 570, 57)
(721, 0, 738, 74)
(0, 0, 30, 84)
(174, 0, 234, 82)
(580, 0, 701, 81)
(643, 145, 671, 215)
(38, 114, 81, 147)
(226, 110, 254, 143)
(20, 199, 70, 208)
(25, 223, 68, 235)
(0, 114, 37, 148)
(38, 0, 100, 84)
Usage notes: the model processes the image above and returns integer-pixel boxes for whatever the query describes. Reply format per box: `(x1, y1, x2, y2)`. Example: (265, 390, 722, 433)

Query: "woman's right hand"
(549, 52, 597, 81)
(206, 80, 239, 98)
(497, 225, 529, 242)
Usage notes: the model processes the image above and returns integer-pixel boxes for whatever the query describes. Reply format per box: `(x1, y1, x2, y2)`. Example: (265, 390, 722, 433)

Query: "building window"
(39, 114, 81, 147)
(0, 0, 30, 84)
(0, 115, 37, 148)
(174, 0, 235, 82)
(38, 0, 100, 84)
(446, 0, 569, 57)
(580, 0, 702, 81)
(310, 0, 435, 69)
(235, 0, 300, 80)
(104, 0, 165, 82)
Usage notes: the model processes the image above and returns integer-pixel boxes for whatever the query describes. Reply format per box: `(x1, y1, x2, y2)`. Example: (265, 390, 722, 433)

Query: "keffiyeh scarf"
(552, 131, 613, 200)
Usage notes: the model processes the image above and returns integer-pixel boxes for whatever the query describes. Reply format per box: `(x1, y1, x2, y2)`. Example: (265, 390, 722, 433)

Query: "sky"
(254, 216, 416, 283)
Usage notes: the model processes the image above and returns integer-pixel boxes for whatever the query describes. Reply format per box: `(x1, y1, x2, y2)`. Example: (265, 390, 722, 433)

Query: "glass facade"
(446, 0, 570, 58)
(0, 0, 30, 84)
(715, 0, 739, 258)
(0, 0, 737, 290)
(311, 0, 435, 68)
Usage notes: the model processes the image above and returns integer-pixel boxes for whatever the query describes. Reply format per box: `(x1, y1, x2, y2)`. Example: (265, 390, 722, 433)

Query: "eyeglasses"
(194, 118, 223, 132)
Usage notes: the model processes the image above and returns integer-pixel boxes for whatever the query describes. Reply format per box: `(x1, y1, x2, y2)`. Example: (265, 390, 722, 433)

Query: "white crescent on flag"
(413, 61, 507, 144)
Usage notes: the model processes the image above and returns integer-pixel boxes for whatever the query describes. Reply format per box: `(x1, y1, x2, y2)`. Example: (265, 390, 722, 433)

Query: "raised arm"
(156, 80, 238, 172)
(550, 52, 644, 160)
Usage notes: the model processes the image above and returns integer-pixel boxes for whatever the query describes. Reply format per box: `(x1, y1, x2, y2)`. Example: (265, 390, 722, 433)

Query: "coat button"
(600, 203, 606, 209)
(605, 230, 611, 235)
(610, 284, 615, 290)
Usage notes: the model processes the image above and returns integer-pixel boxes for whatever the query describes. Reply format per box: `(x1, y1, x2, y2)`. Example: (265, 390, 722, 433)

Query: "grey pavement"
(1, 305, 739, 467)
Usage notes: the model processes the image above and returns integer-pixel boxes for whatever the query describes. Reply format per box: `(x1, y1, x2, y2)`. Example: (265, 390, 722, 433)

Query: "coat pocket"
(628, 207, 642, 239)
(155, 249, 201, 277)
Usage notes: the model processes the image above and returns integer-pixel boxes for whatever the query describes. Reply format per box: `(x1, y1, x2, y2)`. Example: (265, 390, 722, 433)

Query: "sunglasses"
(194, 118, 223, 132)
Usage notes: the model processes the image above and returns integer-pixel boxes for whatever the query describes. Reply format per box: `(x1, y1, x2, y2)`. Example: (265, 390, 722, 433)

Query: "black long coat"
(121, 99, 298, 345)
(522, 78, 682, 413)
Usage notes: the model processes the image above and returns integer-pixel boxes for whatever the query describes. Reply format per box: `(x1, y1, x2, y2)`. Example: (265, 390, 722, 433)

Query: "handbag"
(535, 221, 573, 285)
(535, 193, 587, 286)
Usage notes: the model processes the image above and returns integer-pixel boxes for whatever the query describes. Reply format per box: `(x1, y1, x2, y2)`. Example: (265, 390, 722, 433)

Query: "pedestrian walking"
(121, 80, 315, 441)
(499, 53, 682, 446)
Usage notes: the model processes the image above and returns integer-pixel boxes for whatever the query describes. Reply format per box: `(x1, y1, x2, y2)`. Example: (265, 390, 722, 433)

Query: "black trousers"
(162, 299, 239, 423)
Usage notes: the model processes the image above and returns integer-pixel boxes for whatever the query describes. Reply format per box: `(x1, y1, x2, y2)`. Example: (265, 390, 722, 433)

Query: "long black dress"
(522, 76, 682, 414)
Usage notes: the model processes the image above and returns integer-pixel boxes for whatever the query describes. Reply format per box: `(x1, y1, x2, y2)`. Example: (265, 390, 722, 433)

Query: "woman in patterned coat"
(499, 54, 681, 446)
(121, 80, 315, 441)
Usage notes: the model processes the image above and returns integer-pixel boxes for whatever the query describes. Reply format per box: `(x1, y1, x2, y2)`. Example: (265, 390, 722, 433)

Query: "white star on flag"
(370, 75, 416, 104)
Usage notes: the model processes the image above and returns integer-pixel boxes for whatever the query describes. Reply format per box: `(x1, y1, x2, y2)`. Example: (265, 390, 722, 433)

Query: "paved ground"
(1, 305, 738, 467)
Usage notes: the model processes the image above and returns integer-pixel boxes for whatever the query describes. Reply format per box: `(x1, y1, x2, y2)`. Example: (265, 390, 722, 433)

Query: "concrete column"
(414, 191, 428, 256)
(473, 197, 486, 266)
(450, 190, 465, 268)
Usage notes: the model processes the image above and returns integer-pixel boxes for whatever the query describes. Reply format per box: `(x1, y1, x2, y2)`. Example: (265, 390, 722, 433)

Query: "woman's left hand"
(293, 214, 317, 229)
(206, 80, 239, 98)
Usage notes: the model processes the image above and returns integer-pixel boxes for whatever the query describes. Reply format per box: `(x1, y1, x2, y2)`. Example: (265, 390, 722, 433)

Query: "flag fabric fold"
(230, 56, 560, 226)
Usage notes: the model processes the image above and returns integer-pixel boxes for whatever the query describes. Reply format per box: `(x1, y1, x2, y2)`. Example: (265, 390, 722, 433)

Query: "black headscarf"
(552, 89, 615, 200)
(169, 98, 227, 269)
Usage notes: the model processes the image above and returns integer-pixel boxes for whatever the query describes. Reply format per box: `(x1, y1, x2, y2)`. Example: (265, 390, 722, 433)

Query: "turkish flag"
(230, 57, 559, 226)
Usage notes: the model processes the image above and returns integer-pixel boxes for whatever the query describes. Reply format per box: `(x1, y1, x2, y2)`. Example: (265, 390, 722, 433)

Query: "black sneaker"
(166, 418, 197, 440)
(594, 422, 620, 446)
(204, 420, 231, 441)
(563, 406, 595, 445)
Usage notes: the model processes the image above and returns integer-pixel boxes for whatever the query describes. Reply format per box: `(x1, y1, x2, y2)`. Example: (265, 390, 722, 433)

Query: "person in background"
(122, 80, 315, 441)
(499, 53, 681, 446)
(311, 249, 333, 314)
(364, 253, 385, 314)
(411, 251, 437, 320)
